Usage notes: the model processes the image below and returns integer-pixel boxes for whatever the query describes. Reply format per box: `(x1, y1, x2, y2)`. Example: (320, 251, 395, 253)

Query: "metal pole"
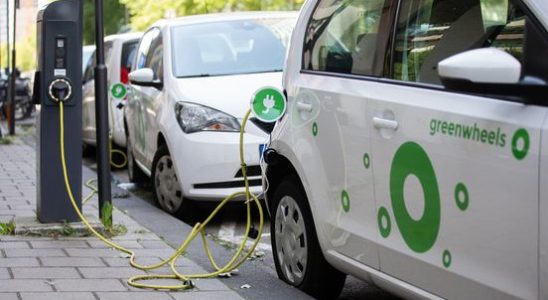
(5, 0, 8, 74)
(94, 0, 112, 223)
(7, 0, 15, 135)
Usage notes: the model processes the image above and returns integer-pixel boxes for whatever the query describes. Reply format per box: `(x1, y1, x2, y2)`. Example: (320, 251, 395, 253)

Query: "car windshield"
(171, 17, 294, 78)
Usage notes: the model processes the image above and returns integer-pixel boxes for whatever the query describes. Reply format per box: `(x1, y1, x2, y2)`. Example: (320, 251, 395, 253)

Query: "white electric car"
(82, 32, 142, 149)
(125, 12, 296, 215)
(265, 0, 548, 299)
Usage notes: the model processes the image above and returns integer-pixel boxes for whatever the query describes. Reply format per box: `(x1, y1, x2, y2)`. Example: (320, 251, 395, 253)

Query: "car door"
(294, 0, 394, 269)
(129, 28, 161, 168)
(141, 30, 164, 165)
(369, 0, 547, 298)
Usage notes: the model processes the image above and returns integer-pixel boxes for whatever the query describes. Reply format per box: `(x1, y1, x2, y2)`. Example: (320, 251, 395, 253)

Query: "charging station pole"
(94, 0, 112, 223)
(36, 0, 83, 223)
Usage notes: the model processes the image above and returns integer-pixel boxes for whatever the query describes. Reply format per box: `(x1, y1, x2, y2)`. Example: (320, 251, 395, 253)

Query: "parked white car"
(125, 12, 296, 215)
(265, 0, 548, 299)
(82, 45, 95, 75)
(82, 32, 142, 148)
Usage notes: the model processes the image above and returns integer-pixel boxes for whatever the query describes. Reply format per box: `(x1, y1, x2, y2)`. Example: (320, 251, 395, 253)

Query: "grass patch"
(0, 221, 15, 235)
(0, 137, 13, 145)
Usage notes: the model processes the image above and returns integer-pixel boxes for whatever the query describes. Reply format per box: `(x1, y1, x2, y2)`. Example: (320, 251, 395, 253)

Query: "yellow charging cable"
(59, 102, 264, 290)
(109, 139, 128, 169)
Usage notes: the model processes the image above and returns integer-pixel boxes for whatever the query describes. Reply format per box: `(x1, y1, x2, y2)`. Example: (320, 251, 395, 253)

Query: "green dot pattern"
(455, 183, 469, 211)
(378, 206, 391, 238)
(341, 190, 350, 213)
(443, 250, 452, 268)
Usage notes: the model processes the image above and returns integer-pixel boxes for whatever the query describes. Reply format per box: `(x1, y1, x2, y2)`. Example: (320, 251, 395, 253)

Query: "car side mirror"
(129, 68, 163, 90)
(438, 48, 547, 104)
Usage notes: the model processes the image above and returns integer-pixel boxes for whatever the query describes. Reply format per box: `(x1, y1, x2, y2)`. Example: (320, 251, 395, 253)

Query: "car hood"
(171, 72, 283, 119)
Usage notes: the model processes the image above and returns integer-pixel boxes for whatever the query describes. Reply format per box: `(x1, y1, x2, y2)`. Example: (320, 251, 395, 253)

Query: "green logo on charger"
(111, 83, 127, 99)
(251, 87, 286, 123)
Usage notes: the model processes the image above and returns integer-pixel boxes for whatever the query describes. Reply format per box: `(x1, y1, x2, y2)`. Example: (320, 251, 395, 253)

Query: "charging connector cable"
(59, 102, 264, 290)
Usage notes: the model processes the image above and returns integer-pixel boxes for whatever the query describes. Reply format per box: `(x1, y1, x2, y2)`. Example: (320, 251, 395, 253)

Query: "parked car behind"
(266, 0, 548, 299)
(82, 32, 141, 148)
(82, 45, 95, 75)
(125, 12, 296, 215)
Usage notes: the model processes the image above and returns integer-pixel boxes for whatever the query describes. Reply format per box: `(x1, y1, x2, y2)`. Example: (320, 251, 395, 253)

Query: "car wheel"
(271, 175, 346, 300)
(152, 145, 185, 215)
(126, 131, 147, 183)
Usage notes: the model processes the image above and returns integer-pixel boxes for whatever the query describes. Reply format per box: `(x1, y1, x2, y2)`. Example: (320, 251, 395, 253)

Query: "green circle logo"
(341, 190, 350, 212)
(378, 207, 391, 238)
(363, 153, 370, 169)
(312, 122, 318, 136)
(251, 87, 286, 123)
(390, 142, 441, 253)
(512, 128, 530, 160)
(111, 83, 127, 99)
(454, 183, 469, 211)
(443, 250, 452, 268)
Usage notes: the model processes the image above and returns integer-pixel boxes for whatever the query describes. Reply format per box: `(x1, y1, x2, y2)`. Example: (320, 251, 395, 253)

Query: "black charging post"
(35, 0, 83, 223)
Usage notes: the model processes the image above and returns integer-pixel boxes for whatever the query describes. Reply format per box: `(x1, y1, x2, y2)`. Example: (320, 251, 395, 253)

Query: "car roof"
(105, 32, 143, 43)
(151, 11, 298, 29)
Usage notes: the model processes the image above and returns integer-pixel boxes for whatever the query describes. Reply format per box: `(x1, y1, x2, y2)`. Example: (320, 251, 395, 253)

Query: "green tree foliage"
(83, 0, 128, 45)
(120, 0, 303, 31)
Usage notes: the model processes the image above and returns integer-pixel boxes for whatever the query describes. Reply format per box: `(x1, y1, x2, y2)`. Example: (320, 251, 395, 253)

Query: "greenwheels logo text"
(429, 118, 506, 148)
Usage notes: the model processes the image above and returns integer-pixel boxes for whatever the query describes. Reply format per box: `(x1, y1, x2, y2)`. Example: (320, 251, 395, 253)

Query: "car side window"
(83, 51, 95, 83)
(392, 0, 525, 85)
(144, 32, 163, 82)
(135, 28, 160, 71)
(303, 0, 391, 76)
(82, 41, 113, 83)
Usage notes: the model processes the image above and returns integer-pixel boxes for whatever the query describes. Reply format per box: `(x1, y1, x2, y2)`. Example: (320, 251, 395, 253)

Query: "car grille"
(235, 165, 262, 178)
(193, 179, 262, 189)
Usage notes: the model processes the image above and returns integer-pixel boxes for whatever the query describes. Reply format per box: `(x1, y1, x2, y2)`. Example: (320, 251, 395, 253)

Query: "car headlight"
(175, 102, 241, 134)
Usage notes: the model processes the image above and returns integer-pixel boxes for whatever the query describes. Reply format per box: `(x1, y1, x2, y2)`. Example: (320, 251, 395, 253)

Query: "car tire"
(126, 131, 147, 183)
(271, 175, 346, 299)
(151, 145, 187, 216)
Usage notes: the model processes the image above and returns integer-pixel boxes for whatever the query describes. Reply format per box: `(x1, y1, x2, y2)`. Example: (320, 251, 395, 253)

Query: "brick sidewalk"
(0, 136, 243, 299)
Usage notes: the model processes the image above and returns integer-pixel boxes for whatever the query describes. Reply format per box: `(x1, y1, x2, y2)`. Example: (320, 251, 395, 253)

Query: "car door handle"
(296, 101, 313, 113)
(373, 117, 398, 130)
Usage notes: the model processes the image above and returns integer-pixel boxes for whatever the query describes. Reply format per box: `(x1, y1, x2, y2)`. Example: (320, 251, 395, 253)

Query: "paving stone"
(0, 279, 53, 292)
(96, 292, 174, 300)
(53, 279, 128, 292)
(12, 267, 81, 279)
(0, 258, 40, 267)
(103, 257, 163, 267)
(30, 240, 89, 249)
(5, 249, 66, 257)
(0, 293, 18, 300)
(131, 249, 177, 258)
(170, 291, 243, 300)
(0, 268, 10, 279)
(0, 215, 15, 222)
(138, 240, 173, 249)
(40, 257, 106, 267)
(192, 279, 231, 292)
(0, 241, 30, 249)
(21, 292, 97, 300)
(79, 267, 143, 279)
(87, 240, 143, 249)
(65, 248, 127, 257)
